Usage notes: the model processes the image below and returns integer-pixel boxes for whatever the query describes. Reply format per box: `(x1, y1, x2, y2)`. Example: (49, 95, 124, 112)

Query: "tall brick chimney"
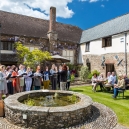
(47, 7, 58, 52)
(49, 7, 56, 32)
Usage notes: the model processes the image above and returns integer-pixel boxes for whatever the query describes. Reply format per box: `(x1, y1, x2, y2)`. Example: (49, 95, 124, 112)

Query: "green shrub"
(71, 74, 75, 82)
(80, 66, 89, 81)
(88, 73, 92, 79)
(91, 70, 100, 76)
(66, 63, 75, 71)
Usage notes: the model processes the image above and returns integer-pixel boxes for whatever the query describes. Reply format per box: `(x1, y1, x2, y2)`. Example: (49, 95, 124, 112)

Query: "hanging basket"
(0, 100, 4, 117)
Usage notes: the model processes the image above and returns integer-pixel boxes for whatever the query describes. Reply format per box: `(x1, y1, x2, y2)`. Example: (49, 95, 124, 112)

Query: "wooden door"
(106, 64, 114, 76)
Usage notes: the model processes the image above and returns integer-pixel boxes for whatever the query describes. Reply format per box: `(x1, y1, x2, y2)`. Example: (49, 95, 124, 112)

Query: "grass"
(70, 86, 129, 128)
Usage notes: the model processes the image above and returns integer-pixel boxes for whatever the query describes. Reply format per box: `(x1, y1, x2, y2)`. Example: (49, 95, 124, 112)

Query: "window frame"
(62, 49, 74, 63)
(0, 41, 14, 50)
(102, 36, 112, 48)
(85, 42, 90, 52)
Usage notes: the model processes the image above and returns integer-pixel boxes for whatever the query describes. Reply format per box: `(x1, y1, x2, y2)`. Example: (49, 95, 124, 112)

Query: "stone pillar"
(47, 7, 58, 53)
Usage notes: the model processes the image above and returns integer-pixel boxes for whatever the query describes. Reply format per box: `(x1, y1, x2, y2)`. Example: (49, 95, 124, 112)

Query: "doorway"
(106, 64, 114, 76)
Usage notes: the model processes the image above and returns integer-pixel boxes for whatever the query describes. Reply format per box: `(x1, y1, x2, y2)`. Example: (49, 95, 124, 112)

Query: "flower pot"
(0, 100, 4, 117)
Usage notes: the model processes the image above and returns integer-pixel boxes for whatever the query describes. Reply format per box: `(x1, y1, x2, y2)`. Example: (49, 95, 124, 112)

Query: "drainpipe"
(125, 33, 127, 75)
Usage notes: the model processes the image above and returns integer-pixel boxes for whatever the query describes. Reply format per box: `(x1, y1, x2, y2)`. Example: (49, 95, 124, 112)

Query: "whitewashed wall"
(79, 32, 129, 64)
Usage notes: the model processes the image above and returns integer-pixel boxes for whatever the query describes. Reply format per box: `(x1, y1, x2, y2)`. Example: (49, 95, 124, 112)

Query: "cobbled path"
(0, 102, 128, 129)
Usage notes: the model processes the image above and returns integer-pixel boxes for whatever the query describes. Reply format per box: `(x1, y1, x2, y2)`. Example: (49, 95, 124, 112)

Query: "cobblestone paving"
(0, 102, 128, 129)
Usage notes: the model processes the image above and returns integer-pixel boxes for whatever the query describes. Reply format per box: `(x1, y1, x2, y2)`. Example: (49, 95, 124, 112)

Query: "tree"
(15, 42, 51, 68)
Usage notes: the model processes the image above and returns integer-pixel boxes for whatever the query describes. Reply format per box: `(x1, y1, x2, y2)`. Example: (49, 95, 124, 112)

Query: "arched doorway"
(86, 58, 91, 72)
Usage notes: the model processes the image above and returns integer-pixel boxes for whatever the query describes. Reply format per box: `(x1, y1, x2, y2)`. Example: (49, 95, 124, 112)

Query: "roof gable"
(80, 13, 129, 44)
(0, 10, 82, 43)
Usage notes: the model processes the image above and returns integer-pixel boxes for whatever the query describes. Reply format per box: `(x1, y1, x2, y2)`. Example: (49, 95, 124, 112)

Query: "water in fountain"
(22, 93, 79, 107)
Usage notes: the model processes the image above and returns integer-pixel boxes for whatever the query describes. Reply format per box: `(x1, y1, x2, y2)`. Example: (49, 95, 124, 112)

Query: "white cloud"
(79, 0, 109, 2)
(79, 0, 99, 2)
(0, 0, 74, 19)
(101, 4, 105, 7)
(89, 0, 99, 2)
(79, 0, 87, 2)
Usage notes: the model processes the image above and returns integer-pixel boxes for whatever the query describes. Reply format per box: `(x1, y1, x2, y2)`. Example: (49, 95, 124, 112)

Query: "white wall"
(79, 32, 129, 64)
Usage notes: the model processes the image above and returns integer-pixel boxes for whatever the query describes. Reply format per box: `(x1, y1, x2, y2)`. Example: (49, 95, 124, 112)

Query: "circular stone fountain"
(4, 90, 93, 129)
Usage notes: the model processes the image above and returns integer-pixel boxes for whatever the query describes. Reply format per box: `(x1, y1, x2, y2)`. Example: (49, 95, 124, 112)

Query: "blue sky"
(57, 0, 129, 30)
(0, 0, 129, 30)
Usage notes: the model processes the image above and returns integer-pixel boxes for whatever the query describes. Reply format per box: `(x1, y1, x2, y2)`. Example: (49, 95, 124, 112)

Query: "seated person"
(97, 73, 105, 91)
(91, 73, 98, 92)
(105, 72, 116, 88)
(112, 74, 125, 99)
(123, 75, 129, 90)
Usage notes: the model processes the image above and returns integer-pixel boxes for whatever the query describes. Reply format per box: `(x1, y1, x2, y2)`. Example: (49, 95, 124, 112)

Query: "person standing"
(6, 66, 13, 95)
(59, 64, 67, 91)
(33, 66, 42, 90)
(50, 64, 58, 90)
(66, 66, 71, 90)
(1, 65, 8, 96)
(12, 66, 20, 93)
(57, 65, 62, 89)
(43, 66, 50, 89)
(24, 67, 32, 91)
(0, 66, 5, 100)
(18, 64, 25, 92)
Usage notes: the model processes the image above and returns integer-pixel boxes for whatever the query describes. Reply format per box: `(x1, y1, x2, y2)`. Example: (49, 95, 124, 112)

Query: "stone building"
(79, 13, 129, 76)
(0, 7, 82, 65)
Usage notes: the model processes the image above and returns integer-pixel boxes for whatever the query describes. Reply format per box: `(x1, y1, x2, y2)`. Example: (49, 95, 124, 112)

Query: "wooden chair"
(118, 89, 125, 98)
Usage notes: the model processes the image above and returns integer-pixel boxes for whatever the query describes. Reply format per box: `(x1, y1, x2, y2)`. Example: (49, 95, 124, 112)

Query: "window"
(62, 50, 74, 63)
(0, 42, 14, 50)
(85, 42, 90, 52)
(102, 37, 112, 47)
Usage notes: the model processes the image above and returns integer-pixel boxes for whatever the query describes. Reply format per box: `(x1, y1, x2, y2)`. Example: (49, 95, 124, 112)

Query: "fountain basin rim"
(4, 90, 93, 112)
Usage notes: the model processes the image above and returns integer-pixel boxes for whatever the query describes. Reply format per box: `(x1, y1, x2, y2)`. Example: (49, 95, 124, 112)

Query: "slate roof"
(80, 13, 129, 44)
(0, 10, 82, 43)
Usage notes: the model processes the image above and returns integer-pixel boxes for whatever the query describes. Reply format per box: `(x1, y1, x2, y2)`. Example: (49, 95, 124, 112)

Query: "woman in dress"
(33, 66, 42, 90)
(18, 64, 25, 92)
(0, 65, 5, 100)
(12, 66, 20, 93)
(91, 73, 98, 92)
(0, 65, 8, 96)
(50, 64, 58, 90)
(24, 67, 32, 91)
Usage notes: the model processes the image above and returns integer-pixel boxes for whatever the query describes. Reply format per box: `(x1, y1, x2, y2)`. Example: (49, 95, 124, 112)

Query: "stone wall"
(1, 34, 79, 64)
(83, 52, 129, 76)
(4, 90, 93, 129)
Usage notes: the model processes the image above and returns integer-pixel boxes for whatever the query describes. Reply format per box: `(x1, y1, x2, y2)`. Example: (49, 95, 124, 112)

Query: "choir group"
(0, 64, 71, 100)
